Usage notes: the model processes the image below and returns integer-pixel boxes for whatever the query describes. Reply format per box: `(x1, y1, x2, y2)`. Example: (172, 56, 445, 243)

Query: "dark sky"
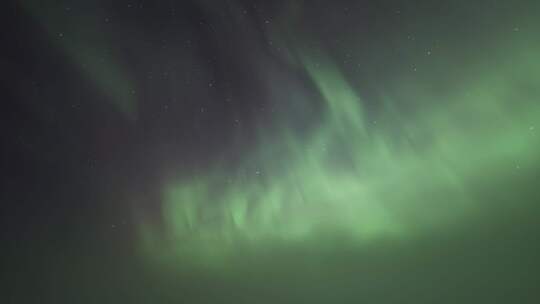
(2, 1, 540, 303)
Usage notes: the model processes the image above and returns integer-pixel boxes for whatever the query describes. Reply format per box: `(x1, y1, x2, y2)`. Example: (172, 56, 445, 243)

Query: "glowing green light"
(139, 45, 540, 266)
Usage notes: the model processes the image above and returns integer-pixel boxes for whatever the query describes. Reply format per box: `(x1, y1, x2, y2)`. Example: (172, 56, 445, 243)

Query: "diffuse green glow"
(140, 46, 540, 264)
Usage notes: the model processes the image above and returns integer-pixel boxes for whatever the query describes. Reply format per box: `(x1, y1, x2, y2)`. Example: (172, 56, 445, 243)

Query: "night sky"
(2, 0, 540, 303)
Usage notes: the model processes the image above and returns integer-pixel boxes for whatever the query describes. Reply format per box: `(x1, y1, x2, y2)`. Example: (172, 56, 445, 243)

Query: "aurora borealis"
(3, 0, 540, 303)
(141, 47, 540, 265)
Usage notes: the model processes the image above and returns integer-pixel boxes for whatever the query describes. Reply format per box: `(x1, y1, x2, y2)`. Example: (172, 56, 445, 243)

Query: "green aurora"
(139, 40, 540, 267)
(9, 1, 540, 302)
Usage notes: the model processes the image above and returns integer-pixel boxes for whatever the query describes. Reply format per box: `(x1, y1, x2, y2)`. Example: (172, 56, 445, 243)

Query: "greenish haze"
(140, 42, 540, 267)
